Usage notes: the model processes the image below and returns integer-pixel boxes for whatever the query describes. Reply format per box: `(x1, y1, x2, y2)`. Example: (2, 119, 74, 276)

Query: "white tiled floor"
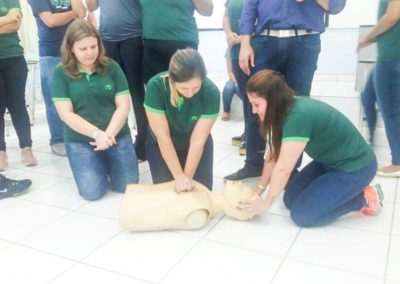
(0, 76, 399, 284)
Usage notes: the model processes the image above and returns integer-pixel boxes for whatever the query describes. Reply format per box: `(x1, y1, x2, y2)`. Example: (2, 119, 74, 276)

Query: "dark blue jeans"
(374, 60, 400, 165)
(39, 56, 64, 145)
(222, 79, 242, 113)
(0, 56, 32, 151)
(244, 34, 321, 170)
(66, 135, 139, 201)
(145, 134, 214, 190)
(283, 157, 377, 227)
(361, 69, 377, 145)
(103, 37, 147, 160)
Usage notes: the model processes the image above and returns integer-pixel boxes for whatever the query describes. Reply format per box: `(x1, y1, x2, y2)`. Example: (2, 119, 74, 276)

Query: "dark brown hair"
(60, 19, 109, 79)
(246, 70, 295, 161)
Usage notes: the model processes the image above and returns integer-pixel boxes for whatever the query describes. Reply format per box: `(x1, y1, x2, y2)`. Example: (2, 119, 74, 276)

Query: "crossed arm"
(38, 0, 86, 28)
(0, 8, 21, 34)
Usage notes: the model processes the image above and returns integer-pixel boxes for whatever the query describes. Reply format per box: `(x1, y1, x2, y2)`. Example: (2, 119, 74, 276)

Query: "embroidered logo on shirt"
(50, 0, 71, 9)
(191, 116, 198, 121)
(105, 84, 112, 90)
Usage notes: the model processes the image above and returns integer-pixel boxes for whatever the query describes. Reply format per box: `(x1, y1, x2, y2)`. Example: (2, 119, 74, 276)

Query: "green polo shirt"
(282, 97, 374, 172)
(377, 0, 400, 61)
(51, 60, 131, 143)
(139, 0, 198, 44)
(144, 72, 220, 150)
(0, 0, 23, 59)
(226, 0, 243, 60)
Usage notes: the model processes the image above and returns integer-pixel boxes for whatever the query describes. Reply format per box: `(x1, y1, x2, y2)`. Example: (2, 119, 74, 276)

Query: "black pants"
(0, 56, 32, 151)
(103, 37, 147, 160)
(143, 39, 198, 83)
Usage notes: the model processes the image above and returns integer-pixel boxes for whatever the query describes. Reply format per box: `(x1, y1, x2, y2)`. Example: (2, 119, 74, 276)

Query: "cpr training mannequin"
(120, 181, 257, 231)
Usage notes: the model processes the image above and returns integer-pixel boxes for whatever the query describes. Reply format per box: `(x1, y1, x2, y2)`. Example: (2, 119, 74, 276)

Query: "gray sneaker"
(51, 143, 67, 156)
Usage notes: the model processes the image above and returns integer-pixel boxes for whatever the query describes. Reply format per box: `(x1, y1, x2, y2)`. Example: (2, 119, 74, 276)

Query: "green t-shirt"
(282, 98, 374, 172)
(226, 0, 243, 59)
(144, 72, 220, 150)
(377, 0, 400, 61)
(0, 0, 23, 59)
(51, 60, 131, 143)
(139, 0, 198, 43)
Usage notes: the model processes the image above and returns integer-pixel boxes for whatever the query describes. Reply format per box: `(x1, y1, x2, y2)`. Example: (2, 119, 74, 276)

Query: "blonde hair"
(167, 48, 206, 107)
(60, 19, 109, 79)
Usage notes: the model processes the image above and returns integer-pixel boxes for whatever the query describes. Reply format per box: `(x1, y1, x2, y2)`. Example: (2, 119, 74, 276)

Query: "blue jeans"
(39, 56, 64, 145)
(283, 157, 377, 227)
(374, 60, 400, 165)
(145, 134, 214, 190)
(244, 34, 321, 170)
(66, 135, 139, 201)
(361, 69, 377, 144)
(222, 79, 243, 113)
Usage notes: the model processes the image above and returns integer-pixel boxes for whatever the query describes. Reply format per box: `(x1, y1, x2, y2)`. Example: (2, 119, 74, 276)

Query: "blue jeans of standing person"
(283, 157, 377, 227)
(223, 79, 243, 113)
(246, 34, 321, 171)
(66, 135, 139, 201)
(0, 56, 32, 151)
(374, 60, 400, 165)
(361, 69, 377, 145)
(39, 56, 64, 146)
(145, 133, 214, 190)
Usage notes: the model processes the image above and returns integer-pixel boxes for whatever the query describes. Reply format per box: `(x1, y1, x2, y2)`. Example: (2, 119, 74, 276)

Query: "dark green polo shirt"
(282, 97, 374, 172)
(226, 0, 243, 60)
(139, 0, 198, 44)
(377, 0, 400, 61)
(144, 72, 220, 150)
(0, 0, 23, 59)
(51, 60, 131, 143)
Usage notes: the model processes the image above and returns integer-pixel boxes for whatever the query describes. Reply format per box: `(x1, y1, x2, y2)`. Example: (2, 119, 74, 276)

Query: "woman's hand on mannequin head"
(175, 174, 195, 193)
(237, 194, 268, 215)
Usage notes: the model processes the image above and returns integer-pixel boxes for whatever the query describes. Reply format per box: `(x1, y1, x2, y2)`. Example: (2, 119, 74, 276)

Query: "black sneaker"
(224, 166, 262, 181)
(232, 133, 245, 146)
(0, 174, 32, 200)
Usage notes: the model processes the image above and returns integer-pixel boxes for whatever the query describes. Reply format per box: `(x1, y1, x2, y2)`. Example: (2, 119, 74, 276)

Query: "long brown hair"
(164, 48, 207, 107)
(60, 19, 109, 79)
(246, 70, 295, 161)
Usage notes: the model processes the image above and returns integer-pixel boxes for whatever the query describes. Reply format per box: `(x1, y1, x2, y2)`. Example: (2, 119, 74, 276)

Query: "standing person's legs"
(374, 61, 400, 167)
(225, 37, 279, 180)
(106, 135, 139, 192)
(0, 65, 7, 170)
(3, 57, 32, 149)
(119, 37, 148, 161)
(285, 34, 321, 97)
(222, 80, 237, 113)
(66, 142, 110, 201)
(39, 56, 64, 149)
(361, 69, 377, 144)
(286, 158, 377, 227)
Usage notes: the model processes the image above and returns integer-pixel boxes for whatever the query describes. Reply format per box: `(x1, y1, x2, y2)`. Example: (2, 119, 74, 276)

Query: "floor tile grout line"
(383, 177, 399, 284)
(268, 228, 303, 284)
(158, 215, 227, 283)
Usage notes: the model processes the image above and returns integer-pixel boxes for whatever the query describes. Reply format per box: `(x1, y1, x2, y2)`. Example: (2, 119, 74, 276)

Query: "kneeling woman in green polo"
(51, 20, 139, 201)
(144, 49, 220, 192)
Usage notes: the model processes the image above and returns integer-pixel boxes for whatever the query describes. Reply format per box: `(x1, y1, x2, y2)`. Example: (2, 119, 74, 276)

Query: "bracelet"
(90, 128, 101, 139)
(256, 182, 266, 194)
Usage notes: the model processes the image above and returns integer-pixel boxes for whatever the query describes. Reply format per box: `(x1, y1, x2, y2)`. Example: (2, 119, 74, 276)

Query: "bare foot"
(222, 112, 230, 121)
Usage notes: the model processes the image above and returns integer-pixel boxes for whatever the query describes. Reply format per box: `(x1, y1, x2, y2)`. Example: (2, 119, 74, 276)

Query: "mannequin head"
(222, 180, 257, 221)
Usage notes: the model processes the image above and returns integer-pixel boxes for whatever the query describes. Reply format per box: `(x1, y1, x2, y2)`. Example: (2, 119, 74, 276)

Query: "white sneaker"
(51, 143, 67, 156)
